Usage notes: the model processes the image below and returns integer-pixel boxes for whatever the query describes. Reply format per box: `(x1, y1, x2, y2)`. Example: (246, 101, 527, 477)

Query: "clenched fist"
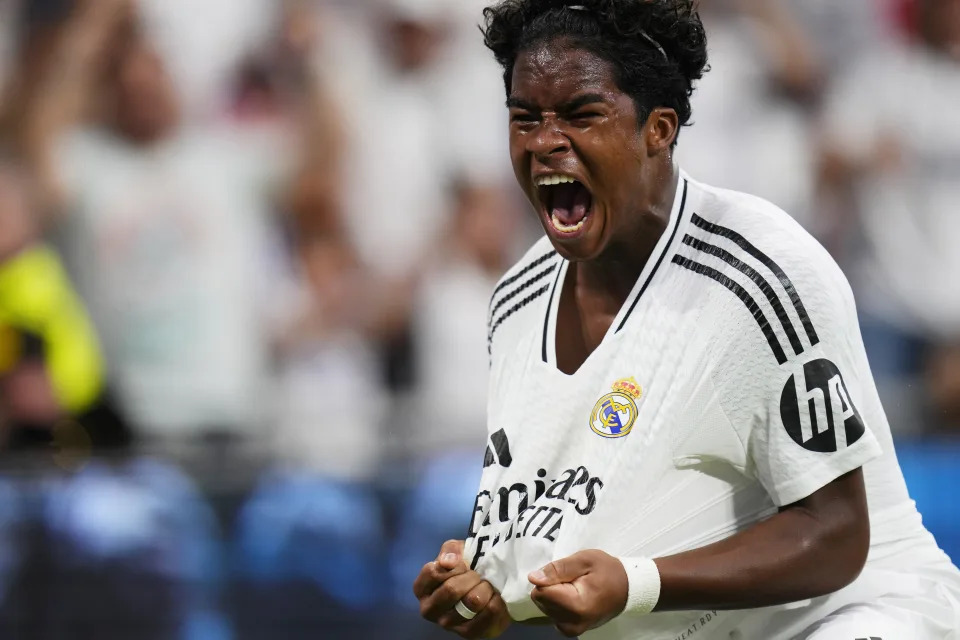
(413, 539, 512, 639)
(528, 549, 630, 637)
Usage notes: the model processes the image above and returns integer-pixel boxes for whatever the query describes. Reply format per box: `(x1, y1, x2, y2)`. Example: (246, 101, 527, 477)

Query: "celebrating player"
(413, 1, 960, 638)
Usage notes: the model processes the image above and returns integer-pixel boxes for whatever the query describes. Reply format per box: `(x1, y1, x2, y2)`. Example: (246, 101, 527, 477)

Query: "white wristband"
(617, 557, 661, 616)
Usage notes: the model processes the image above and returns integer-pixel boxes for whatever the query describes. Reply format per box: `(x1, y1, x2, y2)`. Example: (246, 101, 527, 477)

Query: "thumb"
(437, 539, 466, 570)
(528, 552, 593, 587)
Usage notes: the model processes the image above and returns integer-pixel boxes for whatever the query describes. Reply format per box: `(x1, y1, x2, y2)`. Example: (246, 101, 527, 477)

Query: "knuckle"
(464, 590, 486, 611)
(436, 581, 458, 602)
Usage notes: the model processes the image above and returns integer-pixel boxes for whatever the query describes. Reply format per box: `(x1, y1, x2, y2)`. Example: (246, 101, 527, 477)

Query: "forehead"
(510, 41, 622, 105)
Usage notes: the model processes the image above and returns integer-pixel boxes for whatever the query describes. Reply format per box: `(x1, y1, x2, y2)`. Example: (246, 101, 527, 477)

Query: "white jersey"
(465, 174, 960, 639)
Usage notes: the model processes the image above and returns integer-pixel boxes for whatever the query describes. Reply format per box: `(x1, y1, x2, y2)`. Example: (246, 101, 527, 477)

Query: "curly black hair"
(482, 0, 708, 142)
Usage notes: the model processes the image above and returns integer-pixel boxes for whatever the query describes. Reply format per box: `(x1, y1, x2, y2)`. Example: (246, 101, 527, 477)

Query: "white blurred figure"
(679, 0, 821, 229)
(408, 182, 518, 460)
(272, 227, 388, 481)
(23, 5, 283, 442)
(333, 0, 509, 282)
(819, 0, 960, 434)
(338, 0, 455, 282)
(136, 0, 279, 120)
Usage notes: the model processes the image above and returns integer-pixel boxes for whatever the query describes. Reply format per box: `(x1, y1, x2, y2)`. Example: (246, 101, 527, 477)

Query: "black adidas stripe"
(682, 235, 804, 356)
(490, 250, 557, 304)
(691, 214, 820, 346)
(541, 264, 564, 362)
(488, 283, 551, 350)
(490, 429, 512, 467)
(489, 262, 558, 323)
(673, 256, 788, 365)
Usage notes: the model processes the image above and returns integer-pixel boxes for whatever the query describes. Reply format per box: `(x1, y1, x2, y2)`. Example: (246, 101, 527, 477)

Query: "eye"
(570, 111, 602, 126)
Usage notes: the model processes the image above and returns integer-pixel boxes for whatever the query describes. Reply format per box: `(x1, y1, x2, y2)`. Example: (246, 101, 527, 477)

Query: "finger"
(458, 580, 496, 617)
(413, 558, 468, 600)
(477, 594, 512, 639)
(436, 539, 466, 570)
(530, 583, 583, 623)
(528, 551, 594, 587)
(445, 593, 509, 640)
(420, 570, 485, 621)
(441, 605, 496, 639)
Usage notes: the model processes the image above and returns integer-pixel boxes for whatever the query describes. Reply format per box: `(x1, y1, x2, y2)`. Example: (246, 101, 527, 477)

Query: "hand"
(412, 539, 511, 639)
(528, 549, 629, 638)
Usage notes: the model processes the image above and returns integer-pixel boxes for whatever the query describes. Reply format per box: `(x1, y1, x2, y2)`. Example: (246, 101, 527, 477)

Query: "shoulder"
(672, 179, 856, 367)
(487, 237, 560, 357)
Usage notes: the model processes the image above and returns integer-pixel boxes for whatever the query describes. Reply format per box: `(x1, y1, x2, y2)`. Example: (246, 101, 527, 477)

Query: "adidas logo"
(482, 429, 512, 468)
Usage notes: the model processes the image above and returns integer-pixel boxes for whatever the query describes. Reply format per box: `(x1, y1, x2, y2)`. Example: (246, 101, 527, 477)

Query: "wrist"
(616, 557, 661, 616)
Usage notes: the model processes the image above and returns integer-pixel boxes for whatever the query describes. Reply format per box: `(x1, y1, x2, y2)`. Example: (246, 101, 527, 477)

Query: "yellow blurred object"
(0, 323, 22, 375)
(0, 246, 105, 413)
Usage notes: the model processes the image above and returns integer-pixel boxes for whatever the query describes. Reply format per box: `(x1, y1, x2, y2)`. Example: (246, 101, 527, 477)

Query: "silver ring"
(455, 600, 478, 620)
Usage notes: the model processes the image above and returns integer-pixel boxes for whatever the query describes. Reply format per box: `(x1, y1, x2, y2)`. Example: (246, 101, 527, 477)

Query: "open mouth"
(536, 175, 593, 236)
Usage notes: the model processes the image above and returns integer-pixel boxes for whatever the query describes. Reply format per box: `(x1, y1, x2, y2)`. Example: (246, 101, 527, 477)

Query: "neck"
(575, 164, 679, 302)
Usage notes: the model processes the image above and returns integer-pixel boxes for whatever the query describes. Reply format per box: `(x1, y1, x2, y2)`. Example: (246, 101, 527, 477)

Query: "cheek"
(509, 140, 531, 189)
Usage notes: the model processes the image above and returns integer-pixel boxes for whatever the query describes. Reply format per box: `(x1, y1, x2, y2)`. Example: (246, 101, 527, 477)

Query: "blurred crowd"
(0, 0, 957, 638)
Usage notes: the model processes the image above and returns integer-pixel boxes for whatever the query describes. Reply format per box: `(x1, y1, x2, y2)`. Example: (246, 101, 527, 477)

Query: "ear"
(643, 108, 679, 156)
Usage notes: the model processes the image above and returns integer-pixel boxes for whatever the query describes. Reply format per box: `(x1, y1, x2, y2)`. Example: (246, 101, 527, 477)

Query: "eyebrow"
(506, 93, 608, 113)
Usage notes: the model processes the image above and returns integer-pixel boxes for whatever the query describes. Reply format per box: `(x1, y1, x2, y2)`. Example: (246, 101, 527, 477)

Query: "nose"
(526, 119, 570, 160)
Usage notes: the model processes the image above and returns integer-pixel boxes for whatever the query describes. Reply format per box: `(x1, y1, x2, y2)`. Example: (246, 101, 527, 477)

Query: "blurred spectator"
(0, 158, 127, 457)
(407, 182, 518, 460)
(339, 0, 457, 283)
(679, 0, 822, 228)
(335, 0, 511, 279)
(819, 0, 960, 434)
(136, 0, 278, 120)
(271, 226, 388, 481)
(19, 1, 286, 444)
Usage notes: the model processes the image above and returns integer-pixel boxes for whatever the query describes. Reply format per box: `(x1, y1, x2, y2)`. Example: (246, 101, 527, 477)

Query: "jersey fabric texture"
(466, 174, 960, 639)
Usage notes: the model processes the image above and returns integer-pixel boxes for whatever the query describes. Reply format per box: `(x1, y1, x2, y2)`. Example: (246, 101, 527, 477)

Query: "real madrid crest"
(590, 377, 642, 438)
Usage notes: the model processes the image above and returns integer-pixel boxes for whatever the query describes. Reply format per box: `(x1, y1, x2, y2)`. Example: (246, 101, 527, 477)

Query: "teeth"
(551, 212, 586, 234)
(536, 175, 577, 187)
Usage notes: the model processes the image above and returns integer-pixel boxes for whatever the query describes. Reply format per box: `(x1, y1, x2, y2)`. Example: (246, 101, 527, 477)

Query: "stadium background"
(0, 0, 957, 638)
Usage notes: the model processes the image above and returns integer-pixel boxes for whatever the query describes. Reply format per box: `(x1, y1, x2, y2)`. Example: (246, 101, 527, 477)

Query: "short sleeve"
(711, 235, 883, 507)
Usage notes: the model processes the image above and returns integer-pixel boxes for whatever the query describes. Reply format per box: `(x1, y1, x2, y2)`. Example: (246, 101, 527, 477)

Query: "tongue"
(550, 183, 591, 226)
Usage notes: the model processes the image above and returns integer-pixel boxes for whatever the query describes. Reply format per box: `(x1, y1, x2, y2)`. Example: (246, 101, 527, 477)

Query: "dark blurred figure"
(0, 158, 128, 458)
(819, 0, 960, 436)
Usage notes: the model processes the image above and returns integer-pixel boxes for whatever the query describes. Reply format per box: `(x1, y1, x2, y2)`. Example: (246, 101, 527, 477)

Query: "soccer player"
(413, 1, 960, 638)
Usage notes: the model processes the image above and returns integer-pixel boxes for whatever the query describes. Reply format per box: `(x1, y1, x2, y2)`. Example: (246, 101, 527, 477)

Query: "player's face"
(508, 42, 649, 262)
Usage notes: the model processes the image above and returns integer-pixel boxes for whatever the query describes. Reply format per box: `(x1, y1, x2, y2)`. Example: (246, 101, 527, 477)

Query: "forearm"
(653, 473, 869, 611)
